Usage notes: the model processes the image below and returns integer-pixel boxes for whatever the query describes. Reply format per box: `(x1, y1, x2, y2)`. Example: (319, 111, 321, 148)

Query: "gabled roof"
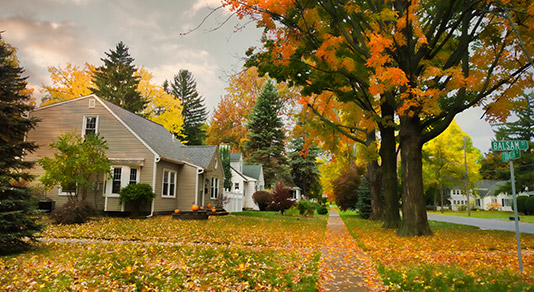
(98, 98, 185, 163)
(230, 166, 256, 182)
(35, 95, 191, 166)
(182, 145, 217, 169)
(230, 153, 242, 162)
(243, 164, 262, 180)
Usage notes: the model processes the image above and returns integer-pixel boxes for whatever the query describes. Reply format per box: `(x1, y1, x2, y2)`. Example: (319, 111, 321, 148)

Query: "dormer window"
(83, 116, 98, 136)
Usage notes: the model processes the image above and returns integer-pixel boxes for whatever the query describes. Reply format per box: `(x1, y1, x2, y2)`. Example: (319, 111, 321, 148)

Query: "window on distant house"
(211, 177, 219, 199)
(234, 182, 239, 191)
(83, 116, 98, 136)
(162, 169, 176, 198)
(129, 168, 138, 185)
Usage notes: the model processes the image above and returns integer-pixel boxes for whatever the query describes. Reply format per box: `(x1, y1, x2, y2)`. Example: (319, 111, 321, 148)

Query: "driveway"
(427, 214, 534, 234)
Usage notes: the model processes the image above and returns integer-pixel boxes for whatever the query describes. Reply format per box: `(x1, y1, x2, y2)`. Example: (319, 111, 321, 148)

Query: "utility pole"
(463, 136, 471, 216)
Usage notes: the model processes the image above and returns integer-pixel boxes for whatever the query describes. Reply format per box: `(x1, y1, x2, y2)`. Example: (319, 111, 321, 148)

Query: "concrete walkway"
(318, 210, 386, 292)
(428, 214, 534, 234)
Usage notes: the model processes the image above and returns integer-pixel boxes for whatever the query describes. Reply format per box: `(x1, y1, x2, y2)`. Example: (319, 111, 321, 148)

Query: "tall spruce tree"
(164, 70, 207, 145)
(91, 41, 147, 114)
(288, 130, 322, 200)
(0, 36, 42, 255)
(490, 94, 534, 193)
(244, 80, 287, 187)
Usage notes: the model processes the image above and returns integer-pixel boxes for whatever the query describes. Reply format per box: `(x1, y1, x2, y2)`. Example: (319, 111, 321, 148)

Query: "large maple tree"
(224, 0, 534, 235)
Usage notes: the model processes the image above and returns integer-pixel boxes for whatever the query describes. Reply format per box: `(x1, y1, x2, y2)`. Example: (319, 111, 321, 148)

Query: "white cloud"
(188, 0, 228, 15)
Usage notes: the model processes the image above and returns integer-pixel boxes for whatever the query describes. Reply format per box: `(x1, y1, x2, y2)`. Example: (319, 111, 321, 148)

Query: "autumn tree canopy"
(224, 0, 534, 236)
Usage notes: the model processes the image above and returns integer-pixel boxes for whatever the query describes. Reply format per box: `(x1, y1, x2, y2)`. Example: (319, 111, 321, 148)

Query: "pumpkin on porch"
(212, 207, 216, 213)
(192, 205, 199, 211)
(206, 203, 211, 209)
(174, 209, 180, 214)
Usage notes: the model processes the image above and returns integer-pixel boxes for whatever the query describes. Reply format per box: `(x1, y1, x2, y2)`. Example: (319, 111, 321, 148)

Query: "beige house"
(26, 94, 224, 215)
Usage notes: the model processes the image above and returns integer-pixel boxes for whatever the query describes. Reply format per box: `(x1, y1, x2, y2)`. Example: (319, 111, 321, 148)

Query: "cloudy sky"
(0, 0, 496, 153)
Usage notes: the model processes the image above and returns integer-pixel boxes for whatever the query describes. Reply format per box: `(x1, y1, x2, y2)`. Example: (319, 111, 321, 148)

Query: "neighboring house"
(448, 180, 529, 211)
(26, 94, 224, 215)
(228, 153, 265, 210)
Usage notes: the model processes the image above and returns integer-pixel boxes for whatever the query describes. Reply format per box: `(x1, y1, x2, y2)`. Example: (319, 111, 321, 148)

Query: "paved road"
(428, 214, 534, 234)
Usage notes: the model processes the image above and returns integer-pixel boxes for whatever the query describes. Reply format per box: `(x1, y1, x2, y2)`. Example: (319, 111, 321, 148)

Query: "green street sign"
(502, 149, 521, 162)
(491, 140, 529, 151)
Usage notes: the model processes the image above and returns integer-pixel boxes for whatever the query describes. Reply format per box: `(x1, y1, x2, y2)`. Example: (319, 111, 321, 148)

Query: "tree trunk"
(398, 116, 433, 236)
(378, 104, 401, 228)
(433, 185, 438, 211)
(366, 130, 383, 221)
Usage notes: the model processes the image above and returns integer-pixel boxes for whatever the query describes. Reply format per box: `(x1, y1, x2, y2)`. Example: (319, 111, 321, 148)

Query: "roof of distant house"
(230, 153, 242, 162)
(182, 145, 218, 169)
(243, 164, 262, 181)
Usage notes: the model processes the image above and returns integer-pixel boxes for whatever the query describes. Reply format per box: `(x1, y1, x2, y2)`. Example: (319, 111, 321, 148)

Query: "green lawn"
(428, 210, 534, 223)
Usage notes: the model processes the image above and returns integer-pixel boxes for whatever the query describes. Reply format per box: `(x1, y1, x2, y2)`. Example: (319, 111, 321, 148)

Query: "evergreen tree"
(491, 94, 534, 193)
(244, 80, 287, 187)
(91, 41, 147, 114)
(288, 130, 322, 200)
(0, 36, 43, 254)
(220, 145, 232, 190)
(356, 177, 372, 219)
(164, 70, 207, 145)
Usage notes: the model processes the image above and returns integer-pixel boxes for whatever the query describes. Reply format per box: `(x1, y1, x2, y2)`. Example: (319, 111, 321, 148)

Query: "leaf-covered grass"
(428, 210, 534, 223)
(1, 214, 327, 291)
(339, 211, 534, 291)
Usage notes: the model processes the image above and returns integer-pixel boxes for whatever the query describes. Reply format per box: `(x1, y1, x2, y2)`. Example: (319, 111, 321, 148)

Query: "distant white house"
(448, 180, 532, 211)
(226, 153, 265, 211)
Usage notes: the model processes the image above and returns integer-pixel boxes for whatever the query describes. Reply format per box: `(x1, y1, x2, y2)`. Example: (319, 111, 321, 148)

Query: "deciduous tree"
(41, 62, 94, 106)
(224, 0, 534, 236)
(39, 132, 111, 200)
(422, 121, 482, 211)
(137, 68, 185, 138)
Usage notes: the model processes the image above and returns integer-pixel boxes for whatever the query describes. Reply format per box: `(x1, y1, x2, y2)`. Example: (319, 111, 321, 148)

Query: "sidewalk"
(317, 210, 387, 292)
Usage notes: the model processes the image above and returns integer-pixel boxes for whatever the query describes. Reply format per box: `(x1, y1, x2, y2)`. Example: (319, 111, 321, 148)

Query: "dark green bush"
(356, 177, 372, 219)
(316, 205, 329, 215)
(296, 200, 315, 216)
(50, 199, 95, 224)
(525, 196, 534, 215)
(119, 183, 155, 218)
(252, 191, 272, 211)
(516, 196, 528, 215)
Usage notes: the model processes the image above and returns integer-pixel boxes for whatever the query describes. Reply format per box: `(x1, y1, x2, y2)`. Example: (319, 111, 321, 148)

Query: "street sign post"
(491, 140, 528, 273)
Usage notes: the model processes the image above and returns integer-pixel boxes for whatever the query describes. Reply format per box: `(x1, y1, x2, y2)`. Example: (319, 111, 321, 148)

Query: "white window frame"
(211, 177, 219, 199)
(83, 115, 99, 137)
(105, 166, 140, 198)
(162, 169, 177, 198)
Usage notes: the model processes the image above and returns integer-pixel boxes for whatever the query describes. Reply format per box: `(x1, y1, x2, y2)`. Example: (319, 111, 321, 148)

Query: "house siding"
(200, 151, 224, 207)
(26, 97, 155, 212)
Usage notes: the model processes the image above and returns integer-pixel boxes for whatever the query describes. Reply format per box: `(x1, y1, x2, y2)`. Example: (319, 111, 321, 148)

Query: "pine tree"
(0, 36, 42, 254)
(288, 131, 322, 200)
(164, 70, 207, 145)
(244, 80, 287, 187)
(91, 41, 147, 114)
(491, 94, 534, 193)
